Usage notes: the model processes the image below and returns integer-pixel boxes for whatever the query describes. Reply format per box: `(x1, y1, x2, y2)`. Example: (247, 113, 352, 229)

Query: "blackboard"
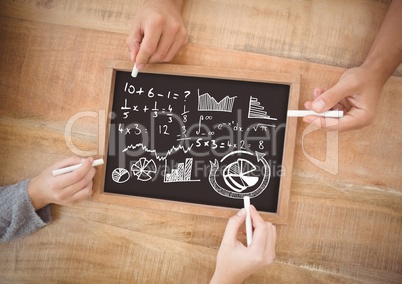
(94, 62, 299, 224)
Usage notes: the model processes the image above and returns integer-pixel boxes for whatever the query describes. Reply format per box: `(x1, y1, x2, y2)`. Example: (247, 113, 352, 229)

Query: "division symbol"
(131, 158, 157, 182)
(223, 158, 259, 192)
(112, 168, 130, 184)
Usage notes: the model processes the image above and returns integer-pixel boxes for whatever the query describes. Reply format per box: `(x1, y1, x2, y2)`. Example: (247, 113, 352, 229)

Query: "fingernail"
(136, 63, 145, 70)
(237, 208, 245, 216)
(312, 99, 325, 112)
(304, 102, 310, 110)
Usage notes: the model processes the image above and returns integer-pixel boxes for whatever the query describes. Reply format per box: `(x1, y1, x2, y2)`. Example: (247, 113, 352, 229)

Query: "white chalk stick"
(287, 110, 344, 118)
(244, 196, 253, 246)
(52, 158, 104, 176)
(131, 63, 139, 78)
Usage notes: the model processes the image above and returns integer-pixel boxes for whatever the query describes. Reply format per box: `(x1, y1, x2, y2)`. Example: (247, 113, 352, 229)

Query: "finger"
(311, 82, 349, 113)
(303, 109, 369, 132)
(127, 28, 143, 62)
(161, 32, 187, 62)
(154, 26, 188, 62)
(148, 29, 176, 63)
(56, 157, 94, 188)
(249, 206, 272, 247)
(249, 205, 265, 228)
(302, 116, 340, 131)
(135, 27, 163, 69)
(49, 156, 82, 172)
(304, 88, 325, 110)
(336, 109, 373, 132)
(221, 208, 247, 246)
(56, 166, 96, 202)
(69, 180, 94, 205)
(304, 100, 313, 110)
(313, 87, 325, 100)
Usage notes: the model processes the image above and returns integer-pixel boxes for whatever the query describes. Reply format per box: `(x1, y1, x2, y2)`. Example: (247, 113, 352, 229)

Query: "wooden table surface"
(1, 0, 401, 283)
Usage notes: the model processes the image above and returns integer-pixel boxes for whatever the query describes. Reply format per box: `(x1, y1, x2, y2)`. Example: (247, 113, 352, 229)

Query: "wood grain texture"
(0, 0, 399, 75)
(0, 0, 401, 283)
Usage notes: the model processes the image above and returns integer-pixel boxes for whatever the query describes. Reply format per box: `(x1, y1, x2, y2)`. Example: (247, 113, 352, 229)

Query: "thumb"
(221, 209, 247, 245)
(311, 82, 348, 113)
(127, 26, 143, 62)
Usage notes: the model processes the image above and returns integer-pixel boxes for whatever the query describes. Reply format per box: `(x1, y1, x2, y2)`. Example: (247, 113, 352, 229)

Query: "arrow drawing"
(208, 150, 271, 199)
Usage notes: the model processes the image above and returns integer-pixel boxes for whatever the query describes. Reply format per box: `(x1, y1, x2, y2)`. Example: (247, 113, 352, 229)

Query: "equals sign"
(219, 143, 225, 148)
(173, 93, 179, 100)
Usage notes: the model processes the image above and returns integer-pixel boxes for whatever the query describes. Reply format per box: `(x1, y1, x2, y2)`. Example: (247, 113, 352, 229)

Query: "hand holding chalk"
(303, 66, 384, 131)
(126, 0, 187, 69)
(52, 158, 103, 176)
(210, 205, 277, 284)
(27, 157, 97, 210)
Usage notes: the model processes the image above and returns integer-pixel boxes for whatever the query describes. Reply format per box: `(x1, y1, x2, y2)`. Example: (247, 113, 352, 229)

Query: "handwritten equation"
(104, 71, 290, 210)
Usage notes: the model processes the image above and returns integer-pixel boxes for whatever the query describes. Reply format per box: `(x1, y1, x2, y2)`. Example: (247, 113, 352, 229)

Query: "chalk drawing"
(223, 158, 259, 192)
(248, 96, 277, 120)
(122, 143, 194, 161)
(208, 150, 271, 199)
(163, 158, 200, 183)
(111, 168, 130, 184)
(131, 157, 157, 181)
(197, 89, 236, 112)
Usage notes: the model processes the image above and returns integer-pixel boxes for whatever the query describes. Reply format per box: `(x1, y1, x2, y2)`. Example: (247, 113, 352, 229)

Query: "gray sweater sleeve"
(0, 179, 52, 242)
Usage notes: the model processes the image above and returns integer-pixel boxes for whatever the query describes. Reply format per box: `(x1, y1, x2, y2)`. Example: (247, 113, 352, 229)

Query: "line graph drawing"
(122, 143, 194, 161)
(208, 150, 271, 199)
(248, 96, 277, 120)
(164, 158, 200, 183)
(197, 89, 236, 112)
(111, 168, 130, 183)
(131, 158, 157, 181)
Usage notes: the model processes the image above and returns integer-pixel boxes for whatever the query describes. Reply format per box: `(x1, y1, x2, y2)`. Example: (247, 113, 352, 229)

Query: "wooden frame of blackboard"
(93, 61, 299, 224)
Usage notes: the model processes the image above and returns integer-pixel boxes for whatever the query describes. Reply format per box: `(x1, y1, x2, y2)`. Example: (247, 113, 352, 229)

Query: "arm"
(27, 156, 96, 210)
(0, 180, 51, 242)
(210, 206, 276, 284)
(304, 0, 402, 131)
(0, 157, 96, 242)
(127, 0, 188, 70)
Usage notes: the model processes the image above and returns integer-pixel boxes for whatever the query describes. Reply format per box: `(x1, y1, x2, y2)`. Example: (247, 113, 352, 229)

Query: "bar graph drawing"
(164, 158, 200, 183)
(197, 89, 236, 112)
(248, 96, 277, 120)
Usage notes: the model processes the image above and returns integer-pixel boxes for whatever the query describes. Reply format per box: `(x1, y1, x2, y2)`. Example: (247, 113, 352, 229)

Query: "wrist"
(210, 268, 244, 284)
(161, 0, 183, 11)
(27, 176, 49, 211)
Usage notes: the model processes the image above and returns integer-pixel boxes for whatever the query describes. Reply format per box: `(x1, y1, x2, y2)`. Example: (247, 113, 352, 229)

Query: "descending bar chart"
(248, 96, 278, 120)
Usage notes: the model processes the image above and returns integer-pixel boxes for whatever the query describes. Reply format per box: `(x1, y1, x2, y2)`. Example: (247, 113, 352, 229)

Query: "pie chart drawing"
(111, 168, 130, 184)
(131, 158, 157, 182)
(223, 158, 259, 192)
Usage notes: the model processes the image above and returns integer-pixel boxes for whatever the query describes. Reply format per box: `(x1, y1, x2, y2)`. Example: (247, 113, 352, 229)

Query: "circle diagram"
(223, 159, 259, 192)
(111, 168, 130, 184)
(131, 158, 157, 182)
(208, 150, 271, 199)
